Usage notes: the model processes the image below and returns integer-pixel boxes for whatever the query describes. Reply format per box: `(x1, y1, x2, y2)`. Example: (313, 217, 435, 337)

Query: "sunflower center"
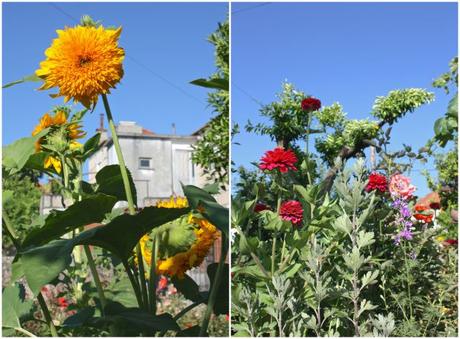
(78, 55, 93, 67)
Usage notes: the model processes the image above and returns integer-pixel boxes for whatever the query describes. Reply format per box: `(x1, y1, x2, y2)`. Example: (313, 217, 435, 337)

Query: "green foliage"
(246, 81, 309, 147)
(2, 170, 41, 247)
(191, 20, 229, 186)
(371, 88, 434, 124)
(316, 102, 346, 128)
(2, 283, 34, 332)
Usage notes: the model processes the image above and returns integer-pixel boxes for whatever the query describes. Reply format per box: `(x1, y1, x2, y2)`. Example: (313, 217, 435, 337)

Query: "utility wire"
(232, 82, 264, 106)
(232, 3, 272, 15)
(48, 3, 205, 105)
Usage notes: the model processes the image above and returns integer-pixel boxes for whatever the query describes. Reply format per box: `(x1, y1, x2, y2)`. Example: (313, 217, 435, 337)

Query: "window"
(139, 157, 152, 169)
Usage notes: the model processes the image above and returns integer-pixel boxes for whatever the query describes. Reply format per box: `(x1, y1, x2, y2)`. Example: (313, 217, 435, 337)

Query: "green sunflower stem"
(2, 215, 58, 337)
(83, 245, 107, 315)
(37, 293, 59, 337)
(148, 235, 159, 313)
(122, 260, 144, 309)
(101, 93, 149, 310)
(199, 233, 228, 337)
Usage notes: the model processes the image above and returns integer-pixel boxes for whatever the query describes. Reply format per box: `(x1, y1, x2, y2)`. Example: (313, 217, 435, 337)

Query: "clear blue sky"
(2, 2, 227, 144)
(232, 2, 458, 197)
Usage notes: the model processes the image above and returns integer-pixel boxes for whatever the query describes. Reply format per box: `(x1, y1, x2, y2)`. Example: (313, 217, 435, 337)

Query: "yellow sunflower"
(32, 110, 85, 173)
(36, 24, 124, 109)
(139, 197, 219, 279)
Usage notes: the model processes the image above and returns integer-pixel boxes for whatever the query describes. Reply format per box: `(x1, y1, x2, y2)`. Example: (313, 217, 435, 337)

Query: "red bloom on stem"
(280, 200, 303, 226)
(225, 314, 230, 322)
(259, 147, 298, 173)
(413, 205, 434, 223)
(429, 202, 441, 210)
(254, 203, 271, 213)
(301, 97, 321, 112)
(444, 239, 458, 246)
(57, 297, 68, 308)
(366, 173, 388, 193)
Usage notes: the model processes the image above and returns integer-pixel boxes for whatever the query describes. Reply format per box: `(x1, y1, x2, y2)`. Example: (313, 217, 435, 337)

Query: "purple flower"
(394, 227, 413, 245)
(400, 205, 411, 219)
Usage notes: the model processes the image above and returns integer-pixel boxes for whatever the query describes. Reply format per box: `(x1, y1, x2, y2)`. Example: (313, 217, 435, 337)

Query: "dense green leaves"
(21, 206, 188, 295)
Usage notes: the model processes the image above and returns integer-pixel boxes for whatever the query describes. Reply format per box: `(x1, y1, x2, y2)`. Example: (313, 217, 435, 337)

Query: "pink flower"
(389, 174, 416, 199)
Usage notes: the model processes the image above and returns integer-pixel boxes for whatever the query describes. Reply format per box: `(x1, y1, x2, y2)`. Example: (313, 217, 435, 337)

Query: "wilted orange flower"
(36, 24, 124, 108)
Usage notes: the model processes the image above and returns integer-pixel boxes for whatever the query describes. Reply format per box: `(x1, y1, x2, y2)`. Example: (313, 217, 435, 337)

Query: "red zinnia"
(254, 203, 271, 213)
(280, 200, 303, 226)
(259, 147, 298, 173)
(413, 205, 434, 223)
(444, 239, 458, 246)
(366, 173, 388, 193)
(301, 97, 321, 112)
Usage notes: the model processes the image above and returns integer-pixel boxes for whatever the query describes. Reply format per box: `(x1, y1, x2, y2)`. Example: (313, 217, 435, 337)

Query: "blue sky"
(232, 2, 458, 196)
(2, 2, 227, 144)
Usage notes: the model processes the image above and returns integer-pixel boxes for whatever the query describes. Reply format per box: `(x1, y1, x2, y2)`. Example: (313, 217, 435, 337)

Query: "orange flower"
(413, 205, 434, 223)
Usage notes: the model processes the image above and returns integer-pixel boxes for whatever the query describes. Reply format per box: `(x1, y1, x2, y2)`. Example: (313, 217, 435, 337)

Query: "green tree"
(191, 20, 229, 188)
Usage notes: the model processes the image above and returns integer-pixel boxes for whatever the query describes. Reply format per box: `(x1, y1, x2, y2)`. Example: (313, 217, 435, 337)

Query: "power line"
(232, 3, 272, 15)
(232, 82, 264, 106)
(48, 3, 206, 106)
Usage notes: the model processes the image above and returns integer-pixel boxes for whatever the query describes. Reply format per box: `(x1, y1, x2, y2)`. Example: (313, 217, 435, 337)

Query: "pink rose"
(389, 174, 416, 199)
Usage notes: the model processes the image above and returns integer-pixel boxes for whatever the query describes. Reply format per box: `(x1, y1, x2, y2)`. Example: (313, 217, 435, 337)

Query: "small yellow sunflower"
(36, 24, 124, 109)
(32, 110, 85, 173)
(139, 197, 219, 279)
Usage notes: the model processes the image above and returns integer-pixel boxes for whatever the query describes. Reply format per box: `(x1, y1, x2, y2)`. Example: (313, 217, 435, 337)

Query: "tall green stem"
(305, 112, 312, 184)
(122, 260, 144, 308)
(148, 235, 159, 313)
(37, 293, 58, 337)
(199, 234, 228, 336)
(2, 215, 58, 337)
(83, 245, 107, 314)
(402, 242, 413, 318)
(101, 93, 149, 309)
(271, 235, 277, 276)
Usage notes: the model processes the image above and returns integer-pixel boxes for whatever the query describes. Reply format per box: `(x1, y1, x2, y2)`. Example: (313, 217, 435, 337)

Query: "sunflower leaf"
(2, 74, 42, 89)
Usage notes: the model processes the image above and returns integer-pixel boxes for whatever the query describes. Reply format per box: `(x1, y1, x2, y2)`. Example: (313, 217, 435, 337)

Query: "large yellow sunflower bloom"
(36, 25, 125, 109)
(32, 110, 85, 173)
(139, 197, 219, 279)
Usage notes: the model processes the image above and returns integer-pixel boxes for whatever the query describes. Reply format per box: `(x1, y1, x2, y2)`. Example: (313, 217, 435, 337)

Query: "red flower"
(57, 297, 68, 308)
(413, 205, 434, 223)
(259, 147, 298, 173)
(225, 314, 230, 322)
(429, 202, 441, 210)
(301, 97, 321, 112)
(280, 200, 303, 226)
(254, 203, 270, 213)
(444, 239, 458, 246)
(157, 276, 168, 291)
(366, 173, 388, 193)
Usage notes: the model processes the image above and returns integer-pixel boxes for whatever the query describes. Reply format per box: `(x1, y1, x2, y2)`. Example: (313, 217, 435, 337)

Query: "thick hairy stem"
(199, 234, 228, 336)
(101, 93, 149, 309)
(148, 235, 159, 313)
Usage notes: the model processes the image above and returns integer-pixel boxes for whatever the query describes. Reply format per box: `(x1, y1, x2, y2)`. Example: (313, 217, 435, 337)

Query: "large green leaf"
(182, 184, 217, 209)
(81, 133, 102, 161)
(2, 283, 34, 330)
(103, 301, 180, 332)
(95, 165, 137, 204)
(21, 206, 189, 295)
(207, 263, 229, 315)
(171, 274, 204, 303)
(177, 325, 206, 337)
(3, 74, 42, 89)
(190, 78, 228, 91)
(2, 128, 49, 175)
(200, 200, 229, 238)
(22, 194, 118, 248)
